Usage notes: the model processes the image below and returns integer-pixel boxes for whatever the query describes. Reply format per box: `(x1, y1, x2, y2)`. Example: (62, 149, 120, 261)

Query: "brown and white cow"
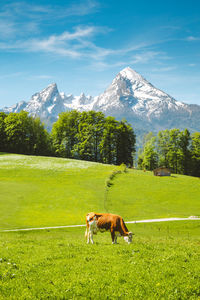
(85, 212, 133, 244)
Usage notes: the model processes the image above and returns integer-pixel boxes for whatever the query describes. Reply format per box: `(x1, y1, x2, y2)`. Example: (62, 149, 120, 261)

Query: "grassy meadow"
(0, 153, 200, 299)
(0, 223, 200, 299)
(0, 153, 114, 230)
(107, 169, 200, 220)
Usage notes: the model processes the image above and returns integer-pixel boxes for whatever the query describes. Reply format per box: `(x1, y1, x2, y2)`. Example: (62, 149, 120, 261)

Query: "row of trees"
(138, 129, 200, 177)
(1, 111, 199, 176)
(52, 111, 136, 165)
(0, 111, 136, 166)
(0, 111, 52, 156)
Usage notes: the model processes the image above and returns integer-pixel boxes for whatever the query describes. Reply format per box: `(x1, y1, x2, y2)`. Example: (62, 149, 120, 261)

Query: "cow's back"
(96, 213, 113, 230)
(96, 213, 125, 232)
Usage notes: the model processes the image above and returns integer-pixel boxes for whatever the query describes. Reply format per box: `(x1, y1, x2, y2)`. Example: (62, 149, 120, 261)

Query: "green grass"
(0, 222, 200, 299)
(0, 153, 200, 299)
(107, 169, 200, 220)
(0, 153, 116, 229)
(0, 153, 199, 230)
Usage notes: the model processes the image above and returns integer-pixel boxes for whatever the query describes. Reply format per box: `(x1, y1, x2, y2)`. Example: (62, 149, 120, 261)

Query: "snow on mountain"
(93, 67, 186, 119)
(92, 67, 199, 132)
(24, 83, 67, 119)
(1, 67, 200, 133)
(65, 92, 94, 111)
(2, 100, 27, 114)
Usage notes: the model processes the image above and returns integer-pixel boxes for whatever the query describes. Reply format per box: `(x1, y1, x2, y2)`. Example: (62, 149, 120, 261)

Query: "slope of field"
(0, 153, 200, 299)
(0, 153, 200, 230)
(107, 169, 200, 220)
(0, 153, 115, 230)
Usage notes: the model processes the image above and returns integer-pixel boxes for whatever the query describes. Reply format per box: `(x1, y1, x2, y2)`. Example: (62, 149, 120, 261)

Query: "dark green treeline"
(0, 111, 136, 166)
(51, 110, 136, 166)
(138, 129, 200, 177)
(1, 111, 199, 176)
(0, 111, 52, 156)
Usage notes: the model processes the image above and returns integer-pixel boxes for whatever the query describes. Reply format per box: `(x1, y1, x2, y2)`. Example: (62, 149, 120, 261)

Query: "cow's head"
(123, 232, 133, 244)
(86, 212, 96, 222)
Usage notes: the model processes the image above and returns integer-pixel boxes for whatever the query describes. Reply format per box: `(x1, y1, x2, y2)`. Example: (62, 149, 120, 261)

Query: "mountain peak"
(38, 83, 59, 102)
(79, 92, 86, 98)
(119, 67, 143, 82)
(1, 68, 200, 134)
(43, 83, 58, 93)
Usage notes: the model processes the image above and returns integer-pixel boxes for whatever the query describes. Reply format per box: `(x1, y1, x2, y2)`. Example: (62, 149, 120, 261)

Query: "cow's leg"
(114, 235, 117, 244)
(87, 232, 90, 244)
(85, 227, 89, 243)
(90, 230, 94, 244)
(111, 230, 116, 244)
(87, 228, 91, 244)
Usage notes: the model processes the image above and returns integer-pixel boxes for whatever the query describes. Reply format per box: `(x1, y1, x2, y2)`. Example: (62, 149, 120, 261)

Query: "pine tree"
(142, 137, 158, 170)
(51, 110, 80, 157)
(116, 120, 136, 166)
(157, 130, 170, 167)
(99, 116, 118, 164)
(178, 129, 191, 175)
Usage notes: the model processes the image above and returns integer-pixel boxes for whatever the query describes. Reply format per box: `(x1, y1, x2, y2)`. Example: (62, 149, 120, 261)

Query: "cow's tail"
(120, 218, 129, 235)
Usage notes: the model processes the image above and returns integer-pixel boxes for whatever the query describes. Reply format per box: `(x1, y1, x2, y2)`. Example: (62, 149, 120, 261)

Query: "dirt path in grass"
(2, 217, 200, 232)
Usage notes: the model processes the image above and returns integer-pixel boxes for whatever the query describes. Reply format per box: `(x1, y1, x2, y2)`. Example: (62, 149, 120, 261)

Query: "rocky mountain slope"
(1, 67, 200, 133)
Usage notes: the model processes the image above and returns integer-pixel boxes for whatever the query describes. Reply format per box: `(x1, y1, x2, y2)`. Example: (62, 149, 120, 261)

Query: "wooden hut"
(153, 167, 171, 176)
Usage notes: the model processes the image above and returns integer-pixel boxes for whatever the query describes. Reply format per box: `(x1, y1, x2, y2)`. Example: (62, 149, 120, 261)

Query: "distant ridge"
(1, 67, 200, 133)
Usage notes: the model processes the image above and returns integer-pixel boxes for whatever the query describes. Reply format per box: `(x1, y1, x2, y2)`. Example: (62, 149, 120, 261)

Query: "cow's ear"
(89, 212, 95, 219)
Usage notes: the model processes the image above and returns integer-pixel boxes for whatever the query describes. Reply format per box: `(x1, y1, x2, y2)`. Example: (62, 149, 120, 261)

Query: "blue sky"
(0, 0, 200, 107)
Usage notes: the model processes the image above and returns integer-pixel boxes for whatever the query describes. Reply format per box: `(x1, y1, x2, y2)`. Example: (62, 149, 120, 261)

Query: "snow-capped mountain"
(92, 67, 200, 132)
(1, 83, 95, 130)
(1, 67, 200, 133)
(93, 67, 186, 118)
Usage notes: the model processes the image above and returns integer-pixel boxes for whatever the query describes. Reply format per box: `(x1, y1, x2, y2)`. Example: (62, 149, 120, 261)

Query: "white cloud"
(0, 1, 99, 19)
(0, 20, 17, 38)
(0, 26, 98, 57)
(152, 66, 177, 72)
(188, 63, 196, 67)
(161, 25, 180, 30)
(185, 36, 200, 41)
(131, 51, 161, 64)
(62, 0, 99, 17)
(0, 72, 24, 79)
(0, 25, 175, 73)
(26, 26, 99, 58)
(0, 1, 99, 39)
(0, 2, 181, 73)
(29, 75, 53, 80)
(90, 61, 127, 71)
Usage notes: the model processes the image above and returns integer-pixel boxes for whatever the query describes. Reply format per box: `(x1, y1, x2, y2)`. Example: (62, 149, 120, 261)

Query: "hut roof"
(153, 166, 170, 172)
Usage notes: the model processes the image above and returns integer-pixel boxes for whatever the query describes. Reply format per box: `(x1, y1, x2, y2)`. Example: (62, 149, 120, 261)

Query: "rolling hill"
(0, 153, 200, 299)
(0, 153, 199, 230)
